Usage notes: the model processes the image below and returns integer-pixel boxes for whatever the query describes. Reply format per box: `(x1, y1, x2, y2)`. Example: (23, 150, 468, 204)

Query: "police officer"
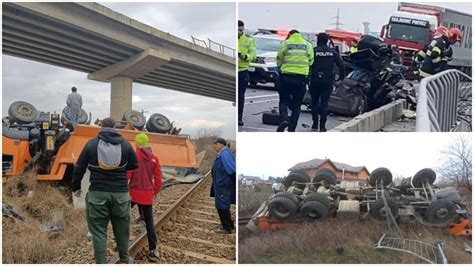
(310, 33, 345, 132)
(237, 20, 256, 127)
(276, 29, 314, 132)
(418, 27, 462, 78)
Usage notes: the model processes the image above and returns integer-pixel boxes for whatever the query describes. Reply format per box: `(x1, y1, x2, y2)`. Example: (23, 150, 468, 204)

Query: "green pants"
(86, 191, 131, 264)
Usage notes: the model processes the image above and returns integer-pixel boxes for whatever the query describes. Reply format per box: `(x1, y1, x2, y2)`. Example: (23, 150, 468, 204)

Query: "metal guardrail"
(416, 69, 472, 132)
(191, 36, 236, 58)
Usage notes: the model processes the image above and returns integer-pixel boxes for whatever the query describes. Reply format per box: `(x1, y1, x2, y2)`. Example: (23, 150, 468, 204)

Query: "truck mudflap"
(37, 124, 197, 180)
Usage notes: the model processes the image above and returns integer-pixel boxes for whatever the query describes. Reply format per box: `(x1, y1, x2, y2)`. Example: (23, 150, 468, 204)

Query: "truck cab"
(380, 11, 437, 67)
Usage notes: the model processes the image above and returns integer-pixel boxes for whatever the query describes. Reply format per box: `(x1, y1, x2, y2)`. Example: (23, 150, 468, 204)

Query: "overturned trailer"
(2, 101, 197, 182)
(246, 167, 471, 237)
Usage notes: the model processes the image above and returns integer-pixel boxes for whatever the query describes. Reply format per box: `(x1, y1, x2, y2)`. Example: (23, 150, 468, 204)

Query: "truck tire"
(61, 107, 88, 125)
(304, 192, 331, 209)
(274, 191, 300, 206)
(268, 196, 298, 220)
(282, 170, 309, 189)
(262, 111, 281, 125)
(301, 201, 328, 221)
(411, 168, 436, 188)
(368, 167, 392, 187)
(122, 110, 146, 130)
(370, 197, 399, 220)
(314, 168, 337, 186)
(146, 113, 172, 133)
(424, 199, 456, 225)
(8, 101, 39, 124)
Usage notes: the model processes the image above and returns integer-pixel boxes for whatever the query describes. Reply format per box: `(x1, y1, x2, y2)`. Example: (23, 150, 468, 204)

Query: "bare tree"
(193, 127, 223, 152)
(437, 135, 472, 192)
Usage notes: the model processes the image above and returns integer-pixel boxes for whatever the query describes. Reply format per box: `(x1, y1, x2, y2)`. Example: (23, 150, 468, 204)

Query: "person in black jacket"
(310, 33, 345, 132)
(72, 117, 138, 264)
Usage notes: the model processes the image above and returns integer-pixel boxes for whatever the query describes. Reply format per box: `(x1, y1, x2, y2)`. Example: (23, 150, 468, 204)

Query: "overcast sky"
(238, 133, 469, 179)
(2, 2, 236, 139)
(239, 2, 471, 33)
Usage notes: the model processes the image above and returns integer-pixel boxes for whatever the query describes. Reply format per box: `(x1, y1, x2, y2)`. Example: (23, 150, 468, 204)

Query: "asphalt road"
(238, 84, 350, 132)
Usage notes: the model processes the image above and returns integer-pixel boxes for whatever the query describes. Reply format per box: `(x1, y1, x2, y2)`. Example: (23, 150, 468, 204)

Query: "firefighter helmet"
(448, 27, 463, 43)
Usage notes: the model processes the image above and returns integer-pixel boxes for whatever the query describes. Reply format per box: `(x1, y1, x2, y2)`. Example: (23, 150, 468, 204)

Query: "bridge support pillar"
(110, 76, 133, 121)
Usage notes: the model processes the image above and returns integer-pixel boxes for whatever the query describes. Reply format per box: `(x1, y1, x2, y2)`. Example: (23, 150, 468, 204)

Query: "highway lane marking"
(239, 126, 275, 132)
(245, 94, 279, 100)
(245, 99, 279, 105)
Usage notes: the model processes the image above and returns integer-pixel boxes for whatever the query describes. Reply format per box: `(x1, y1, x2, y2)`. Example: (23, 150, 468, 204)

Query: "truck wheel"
(301, 201, 328, 221)
(146, 113, 172, 133)
(282, 170, 309, 189)
(8, 101, 39, 124)
(61, 107, 89, 125)
(304, 192, 331, 209)
(411, 168, 436, 188)
(122, 110, 146, 130)
(314, 168, 337, 186)
(424, 199, 456, 225)
(370, 197, 399, 220)
(268, 196, 298, 220)
(368, 167, 392, 187)
(274, 191, 300, 206)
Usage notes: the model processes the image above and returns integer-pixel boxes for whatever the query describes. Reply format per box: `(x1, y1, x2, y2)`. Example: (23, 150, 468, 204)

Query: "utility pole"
(330, 8, 344, 30)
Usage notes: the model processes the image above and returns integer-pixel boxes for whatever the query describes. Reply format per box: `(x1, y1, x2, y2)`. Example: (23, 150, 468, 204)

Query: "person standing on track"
(66, 86, 82, 130)
(128, 133, 162, 262)
(210, 138, 236, 234)
(72, 117, 138, 264)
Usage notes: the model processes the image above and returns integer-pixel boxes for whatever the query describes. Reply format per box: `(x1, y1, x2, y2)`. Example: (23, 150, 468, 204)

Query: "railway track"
(109, 171, 236, 264)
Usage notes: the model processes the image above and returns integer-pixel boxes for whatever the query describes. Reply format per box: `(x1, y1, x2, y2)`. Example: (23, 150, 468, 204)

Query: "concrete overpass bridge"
(2, 2, 235, 120)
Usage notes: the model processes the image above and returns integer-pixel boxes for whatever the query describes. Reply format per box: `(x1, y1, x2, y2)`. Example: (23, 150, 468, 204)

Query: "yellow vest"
(238, 34, 256, 71)
(276, 33, 314, 76)
(350, 46, 358, 53)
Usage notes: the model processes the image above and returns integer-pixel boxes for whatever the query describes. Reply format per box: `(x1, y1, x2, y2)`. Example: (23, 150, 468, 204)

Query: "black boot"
(311, 122, 318, 131)
(276, 121, 288, 132)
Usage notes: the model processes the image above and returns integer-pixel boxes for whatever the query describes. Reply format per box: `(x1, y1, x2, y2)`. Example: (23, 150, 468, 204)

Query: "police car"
(248, 31, 286, 87)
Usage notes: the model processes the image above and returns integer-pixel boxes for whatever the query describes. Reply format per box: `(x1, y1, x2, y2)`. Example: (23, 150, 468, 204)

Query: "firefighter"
(413, 26, 448, 76)
(238, 20, 256, 127)
(276, 29, 314, 132)
(418, 27, 462, 78)
(310, 33, 345, 132)
(349, 38, 358, 54)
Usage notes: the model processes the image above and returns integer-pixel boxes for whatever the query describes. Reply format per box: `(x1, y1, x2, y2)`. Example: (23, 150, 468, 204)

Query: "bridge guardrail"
(416, 69, 472, 132)
(191, 36, 236, 58)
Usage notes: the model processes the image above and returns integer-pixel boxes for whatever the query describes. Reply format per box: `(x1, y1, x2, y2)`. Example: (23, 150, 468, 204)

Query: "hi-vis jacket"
(238, 34, 256, 72)
(277, 33, 314, 76)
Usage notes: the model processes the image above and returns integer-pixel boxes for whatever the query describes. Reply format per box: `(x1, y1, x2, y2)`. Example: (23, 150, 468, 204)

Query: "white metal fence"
(191, 36, 236, 58)
(416, 69, 472, 132)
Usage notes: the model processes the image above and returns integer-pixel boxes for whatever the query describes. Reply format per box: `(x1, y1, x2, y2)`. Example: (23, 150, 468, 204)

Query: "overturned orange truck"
(2, 101, 197, 181)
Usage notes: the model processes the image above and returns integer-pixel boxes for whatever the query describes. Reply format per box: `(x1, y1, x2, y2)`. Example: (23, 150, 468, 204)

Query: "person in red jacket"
(128, 133, 162, 262)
